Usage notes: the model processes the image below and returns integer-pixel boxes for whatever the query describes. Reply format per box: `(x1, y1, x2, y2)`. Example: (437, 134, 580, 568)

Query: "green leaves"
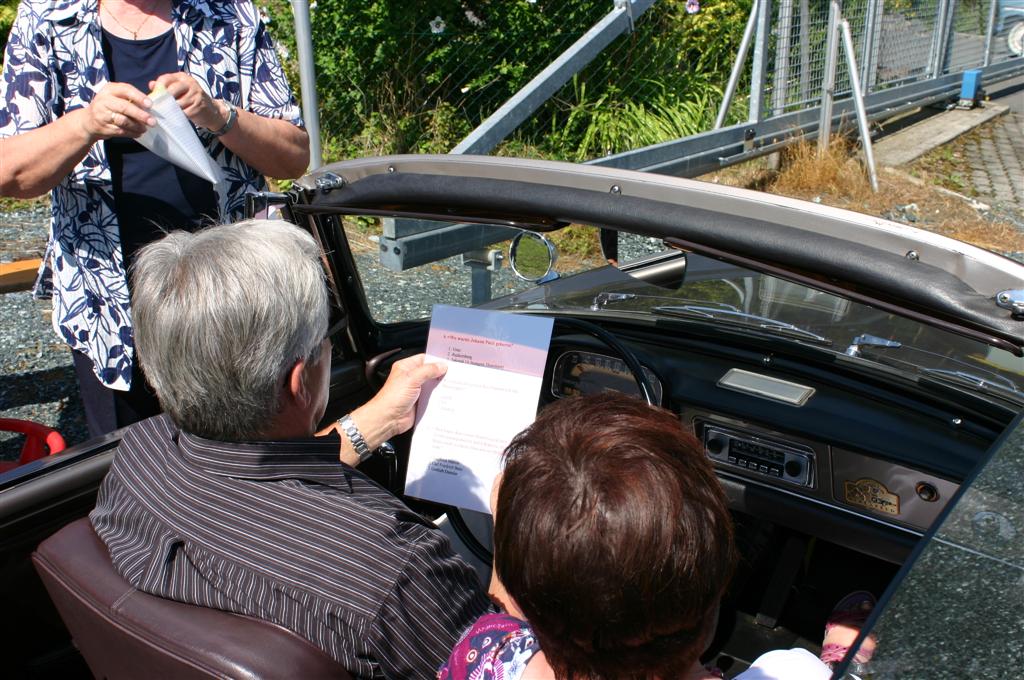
(268, 0, 750, 159)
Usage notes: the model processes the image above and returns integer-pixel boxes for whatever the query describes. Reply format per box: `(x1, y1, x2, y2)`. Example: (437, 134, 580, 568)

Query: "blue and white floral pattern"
(0, 0, 303, 389)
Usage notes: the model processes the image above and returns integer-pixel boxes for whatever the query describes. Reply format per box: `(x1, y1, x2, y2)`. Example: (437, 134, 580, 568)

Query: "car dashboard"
(543, 330, 1009, 565)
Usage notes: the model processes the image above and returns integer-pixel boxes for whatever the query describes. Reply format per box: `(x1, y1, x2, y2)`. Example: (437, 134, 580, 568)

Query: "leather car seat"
(32, 517, 351, 679)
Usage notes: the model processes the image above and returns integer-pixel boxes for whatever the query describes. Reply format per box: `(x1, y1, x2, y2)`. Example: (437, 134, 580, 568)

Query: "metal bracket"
(462, 249, 504, 305)
(461, 248, 504, 273)
(244, 191, 289, 220)
(614, 0, 635, 33)
(314, 172, 346, 193)
(996, 289, 1024, 318)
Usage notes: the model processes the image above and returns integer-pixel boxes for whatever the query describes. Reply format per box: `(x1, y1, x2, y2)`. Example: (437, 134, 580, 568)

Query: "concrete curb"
(873, 103, 1010, 167)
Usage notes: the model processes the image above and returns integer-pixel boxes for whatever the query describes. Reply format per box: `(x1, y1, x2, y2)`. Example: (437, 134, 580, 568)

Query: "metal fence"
(288, 0, 1022, 170)
(285, 0, 1023, 285)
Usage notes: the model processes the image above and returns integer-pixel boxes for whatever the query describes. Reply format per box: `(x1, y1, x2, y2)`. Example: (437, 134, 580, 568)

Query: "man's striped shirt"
(90, 414, 490, 679)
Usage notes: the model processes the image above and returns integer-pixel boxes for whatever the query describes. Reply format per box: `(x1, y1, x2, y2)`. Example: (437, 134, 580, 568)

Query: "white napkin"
(136, 86, 225, 186)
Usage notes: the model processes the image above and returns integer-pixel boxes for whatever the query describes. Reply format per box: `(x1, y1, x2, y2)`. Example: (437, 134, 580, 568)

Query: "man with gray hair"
(90, 219, 491, 678)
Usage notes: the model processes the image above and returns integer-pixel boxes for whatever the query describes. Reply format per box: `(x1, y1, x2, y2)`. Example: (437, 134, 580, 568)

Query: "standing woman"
(0, 0, 309, 437)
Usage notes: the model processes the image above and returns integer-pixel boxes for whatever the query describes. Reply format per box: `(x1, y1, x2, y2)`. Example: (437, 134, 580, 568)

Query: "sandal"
(820, 590, 877, 670)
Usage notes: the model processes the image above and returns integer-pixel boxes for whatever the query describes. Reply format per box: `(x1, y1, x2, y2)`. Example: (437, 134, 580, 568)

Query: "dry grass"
(704, 136, 1024, 255)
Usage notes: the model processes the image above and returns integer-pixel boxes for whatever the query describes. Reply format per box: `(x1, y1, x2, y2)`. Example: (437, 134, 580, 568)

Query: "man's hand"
(80, 82, 155, 141)
(318, 354, 447, 466)
(151, 72, 228, 132)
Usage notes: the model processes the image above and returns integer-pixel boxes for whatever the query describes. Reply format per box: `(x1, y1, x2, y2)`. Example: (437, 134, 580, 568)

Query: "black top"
(90, 415, 491, 679)
(101, 29, 218, 269)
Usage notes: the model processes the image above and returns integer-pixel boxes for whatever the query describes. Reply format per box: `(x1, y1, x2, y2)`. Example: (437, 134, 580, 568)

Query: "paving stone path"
(963, 110, 1024, 212)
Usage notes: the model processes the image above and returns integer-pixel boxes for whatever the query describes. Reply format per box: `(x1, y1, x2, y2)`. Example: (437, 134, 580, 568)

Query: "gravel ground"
(0, 292, 86, 461)
(1, 205, 88, 462)
(0, 203, 50, 262)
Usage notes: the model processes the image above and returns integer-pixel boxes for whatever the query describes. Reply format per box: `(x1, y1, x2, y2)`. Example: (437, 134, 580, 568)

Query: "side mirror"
(509, 231, 558, 283)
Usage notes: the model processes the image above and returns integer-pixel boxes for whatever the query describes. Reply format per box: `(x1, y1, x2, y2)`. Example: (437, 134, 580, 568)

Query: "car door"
(833, 412, 1024, 677)
(0, 206, 388, 679)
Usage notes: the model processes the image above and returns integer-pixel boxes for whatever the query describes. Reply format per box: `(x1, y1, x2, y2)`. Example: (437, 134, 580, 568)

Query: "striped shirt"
(90, 414, 491, 679)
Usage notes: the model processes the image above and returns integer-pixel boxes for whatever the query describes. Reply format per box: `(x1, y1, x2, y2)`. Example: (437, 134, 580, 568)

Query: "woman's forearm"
(1, 82, 155, 197)
(217, 107, 310, 179)
(0, 110, 96, 198)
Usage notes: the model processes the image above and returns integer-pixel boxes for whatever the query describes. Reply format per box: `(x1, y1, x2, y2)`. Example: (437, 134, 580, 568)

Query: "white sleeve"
(733, 647, 833, 680)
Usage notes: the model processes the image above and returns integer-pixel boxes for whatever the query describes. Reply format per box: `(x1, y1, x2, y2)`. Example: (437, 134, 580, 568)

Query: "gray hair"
(131, 219, 329, 440)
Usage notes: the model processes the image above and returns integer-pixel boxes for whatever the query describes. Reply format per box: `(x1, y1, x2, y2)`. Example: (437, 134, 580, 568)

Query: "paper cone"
(136, 87, 225, 185)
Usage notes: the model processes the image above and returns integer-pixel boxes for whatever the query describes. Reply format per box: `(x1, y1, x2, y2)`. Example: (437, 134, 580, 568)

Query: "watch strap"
(338, 414, 373, 464)
(209, 101, 237, 136)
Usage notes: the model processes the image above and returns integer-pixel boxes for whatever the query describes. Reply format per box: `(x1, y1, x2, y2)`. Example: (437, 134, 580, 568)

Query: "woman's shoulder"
(183, 0, 261, 27)
(10, 0, 82, 33)
(438, 613, 540, 680)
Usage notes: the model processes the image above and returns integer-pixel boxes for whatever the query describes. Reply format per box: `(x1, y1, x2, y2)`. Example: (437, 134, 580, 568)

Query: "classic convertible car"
(2, 155, 1022, 678)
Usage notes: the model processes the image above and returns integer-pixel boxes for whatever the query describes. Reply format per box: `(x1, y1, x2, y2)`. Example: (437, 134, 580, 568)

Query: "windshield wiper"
(919, 368, 1019, 394)
(650, 305, 832, 345)
(591, 292, 740, 314)
(591, 292, 638, 310)
(844, 334, 902, 357)
(845, 335, 1020, 395)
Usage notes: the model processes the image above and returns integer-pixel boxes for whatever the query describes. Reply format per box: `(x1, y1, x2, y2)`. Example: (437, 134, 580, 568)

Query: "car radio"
(703, 425, 815, 488)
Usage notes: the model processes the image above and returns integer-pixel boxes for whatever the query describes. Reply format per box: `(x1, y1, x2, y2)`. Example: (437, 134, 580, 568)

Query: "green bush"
(302, 0, 751, 159)
(1, 0, 18, 55)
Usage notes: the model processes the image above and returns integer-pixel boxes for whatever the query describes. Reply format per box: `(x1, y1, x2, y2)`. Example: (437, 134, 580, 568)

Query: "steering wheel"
(446, 315, 657, 564)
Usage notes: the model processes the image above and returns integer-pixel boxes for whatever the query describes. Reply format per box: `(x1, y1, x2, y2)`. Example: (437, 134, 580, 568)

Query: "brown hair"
(494, 393, 736, 679)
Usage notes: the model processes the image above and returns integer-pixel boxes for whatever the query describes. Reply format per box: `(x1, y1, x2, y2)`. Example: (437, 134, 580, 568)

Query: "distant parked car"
(999, 0, 1024, 56)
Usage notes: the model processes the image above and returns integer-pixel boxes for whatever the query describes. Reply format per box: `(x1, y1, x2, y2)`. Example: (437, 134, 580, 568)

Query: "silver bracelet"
(338, 414, 373, 464)
(208, 100, 237, 136)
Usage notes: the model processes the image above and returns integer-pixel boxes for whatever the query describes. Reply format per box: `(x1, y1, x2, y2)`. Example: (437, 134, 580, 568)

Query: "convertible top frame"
(293, 155, 1024, 355)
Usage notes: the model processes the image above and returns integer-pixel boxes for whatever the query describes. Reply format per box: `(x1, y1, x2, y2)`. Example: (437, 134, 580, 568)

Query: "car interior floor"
(704, 512, 901, 677)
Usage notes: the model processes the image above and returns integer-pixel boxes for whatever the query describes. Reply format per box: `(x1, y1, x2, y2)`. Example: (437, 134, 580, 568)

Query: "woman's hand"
(151, 71, 308, 178)
(80, 82, 155, 141)
(151, 72, 227, 132)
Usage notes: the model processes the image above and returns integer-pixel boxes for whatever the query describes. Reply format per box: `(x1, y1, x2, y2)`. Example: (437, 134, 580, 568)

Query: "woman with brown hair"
(439, 393, 849, 680)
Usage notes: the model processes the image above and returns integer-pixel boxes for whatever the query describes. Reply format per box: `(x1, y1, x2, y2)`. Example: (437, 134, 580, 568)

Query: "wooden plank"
(0, 258, 42, 294)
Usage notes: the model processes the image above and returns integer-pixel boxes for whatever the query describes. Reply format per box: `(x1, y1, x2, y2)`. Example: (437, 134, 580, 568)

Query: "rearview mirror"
(509, 231, 558, 283)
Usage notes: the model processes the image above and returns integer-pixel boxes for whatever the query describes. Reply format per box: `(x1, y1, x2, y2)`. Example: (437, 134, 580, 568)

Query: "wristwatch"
(209, 100, 237, 136)
(337, 414, 373, 464)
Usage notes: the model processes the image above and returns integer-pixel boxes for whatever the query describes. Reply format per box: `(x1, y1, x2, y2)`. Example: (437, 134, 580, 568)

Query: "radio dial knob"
(707, 435, 726, 455)
(784, 460, 803, 477)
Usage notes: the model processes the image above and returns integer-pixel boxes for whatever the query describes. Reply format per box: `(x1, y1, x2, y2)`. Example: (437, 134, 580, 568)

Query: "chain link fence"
(275, 0, 1020, 165)
(271, 0, 748, 162)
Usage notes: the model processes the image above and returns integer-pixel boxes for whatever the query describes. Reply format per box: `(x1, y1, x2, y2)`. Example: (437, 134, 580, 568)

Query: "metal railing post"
(929, 0, 954, 77)
(714, 0, 760, 129)
(772, 0, 795, 116)
(840, 19, 879, 191)
(798, 0, 811, 103)
(983, 0, 998, 67)
(818, 0, 841, 155)
(290, 0, 322, 170)
(748, 0, 773, 123)
(860, 0, 884, 94)
(451, 0, 658, 155)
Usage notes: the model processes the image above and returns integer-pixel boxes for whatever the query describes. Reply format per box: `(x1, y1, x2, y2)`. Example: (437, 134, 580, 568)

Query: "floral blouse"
(0, 0, 303, 389)
(438, 613, 541, 680)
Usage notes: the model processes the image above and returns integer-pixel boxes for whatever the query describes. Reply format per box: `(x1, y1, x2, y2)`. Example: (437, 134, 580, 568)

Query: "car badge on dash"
(843, 478, 901, 515)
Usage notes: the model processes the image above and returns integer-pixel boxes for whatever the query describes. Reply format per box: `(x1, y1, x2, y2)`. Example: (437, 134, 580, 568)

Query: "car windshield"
(339, 218, 1024, 400)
